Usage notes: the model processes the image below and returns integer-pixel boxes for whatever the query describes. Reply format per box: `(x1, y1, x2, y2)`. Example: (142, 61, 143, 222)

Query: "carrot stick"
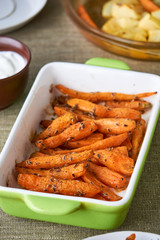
(111, 146, 129, 156)
(36, 120, 97, 149)
(40, 120, 52, 128)
(67, 98, 141, 120)
(18, 174, 100, 197)
(95, 118, 136, 134)
(131, 119, 146, 161)
(56, 84, 157, 102)
(120, 137, 132, 151)
(82, 170, 122, 201)
(88, 162, 128, 189)
(16, 150, 93, 169)
(30, 152, 48, 158)
(54, 106, 96, 121)
(93, 149, 134, 176)
(16, 162, 88, 180)
(139, 0, 159, 12)
(33, 113, 77, 142)
(64, 133, 103, 149)
(41, 133, 128, 155)
(105, 100, 152, 111)
(77, 5, 98, 29)
(126, 233, 136, 240)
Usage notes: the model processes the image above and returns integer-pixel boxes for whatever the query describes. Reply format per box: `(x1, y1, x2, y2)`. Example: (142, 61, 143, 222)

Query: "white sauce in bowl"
(0, 51, 27, 79)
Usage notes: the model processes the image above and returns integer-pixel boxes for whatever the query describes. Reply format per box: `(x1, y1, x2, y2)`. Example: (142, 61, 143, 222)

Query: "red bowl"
(0, 36, 31, 110)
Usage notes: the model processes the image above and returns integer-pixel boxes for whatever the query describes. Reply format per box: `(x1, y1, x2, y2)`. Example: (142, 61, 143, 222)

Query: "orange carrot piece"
(77, 5, 98, 29)
(40, 120, 52, 128)
(56, 84, 157, 101)
(105, 100, 152, 111)
(18, 174, 100, 197)
(139, 0, 159, 12)
(41, 133, 128, 154)
(67, 98, 141, 120)
(126, 233, 136, 240)
(16, 150, 93, 169)
(88, 163, 128, 189)
(16, 162, 88, 180)
(36, 120, 97, 149)
(33, 113, 77, 142)
(88, 162, 127, 189)
(131, 119, 146, 161)
(121, 137, 132, 151)
(93, 149, 134, 176)
(64, 133, 103, 149)
(95, 118, 136, 134)
(82, 170, 122, 201)
(111, 146, 129, 156)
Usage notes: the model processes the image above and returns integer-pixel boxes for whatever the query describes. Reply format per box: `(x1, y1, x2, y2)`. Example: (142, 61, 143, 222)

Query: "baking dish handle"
(85, 57, 130, 70)
(24, 195, 81, 216)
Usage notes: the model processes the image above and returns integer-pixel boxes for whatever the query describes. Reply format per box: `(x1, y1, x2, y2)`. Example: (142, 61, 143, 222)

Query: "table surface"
(0, 0, 160, 239)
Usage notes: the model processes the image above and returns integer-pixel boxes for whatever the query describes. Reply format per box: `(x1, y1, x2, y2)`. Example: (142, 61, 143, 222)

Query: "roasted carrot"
(111, 146, 129, 156)
(67, 98, 141, 120)
(95, 118, 136, 134)
(16, 162, 88, 180)
(18, 174, 100, 197)
(16, 150, 93, 169)
(41, 133, 128, 154)
(131, 119, 146, 161)
(36, 120, 97, 149)
(33, 113, 77, 142)
(54, 106, 96, 121)
(77, 5, 98, 29)
(121, 137, 132, 151)
(82, 170, 122, 201)
(40, 120, 52, 128)
(139, 0, 159, 12)
(94, 194, 106, 201)
(93, 149, 134, 176)
(56, 84, 157, 102)
(105, 100, 152, 111)
(30, 151, 48, 158)
(88, 162, 127, 189)
(126, 233, 136, 240)
(64, 133, 103, 149)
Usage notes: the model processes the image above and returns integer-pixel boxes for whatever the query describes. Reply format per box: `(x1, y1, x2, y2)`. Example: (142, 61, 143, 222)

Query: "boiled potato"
(102, 18, 123, 35)
(148, 29, 160, 41)
(111, 3, 140, 19)
(102, 17, 147, 41)
(102, 0, 116, 19)
(102, 0, 139, 18)
(117, 18, 138, 28)
(151, 9, 160, 21)
(139, 13, 160, 31)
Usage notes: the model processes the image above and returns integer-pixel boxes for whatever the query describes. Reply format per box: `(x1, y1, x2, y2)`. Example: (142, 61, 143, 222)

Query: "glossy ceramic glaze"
(0, 36, 31, 109)
(62, 0, 160, 60)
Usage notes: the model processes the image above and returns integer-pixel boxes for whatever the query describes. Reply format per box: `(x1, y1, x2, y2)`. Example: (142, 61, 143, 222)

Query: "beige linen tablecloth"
(0, 0, 159, 239)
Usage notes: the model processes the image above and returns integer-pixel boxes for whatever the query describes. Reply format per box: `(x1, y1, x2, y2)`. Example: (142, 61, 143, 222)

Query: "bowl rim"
(62, 0, 160, 48)
(0, 36, 31, 82)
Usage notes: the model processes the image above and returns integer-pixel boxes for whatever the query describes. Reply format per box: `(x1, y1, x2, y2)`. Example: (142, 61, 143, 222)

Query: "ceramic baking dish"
(0, 59, 160, 230)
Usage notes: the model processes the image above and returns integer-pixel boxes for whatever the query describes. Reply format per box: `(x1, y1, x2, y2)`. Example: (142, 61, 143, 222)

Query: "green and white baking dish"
(0, 59, 160, 230)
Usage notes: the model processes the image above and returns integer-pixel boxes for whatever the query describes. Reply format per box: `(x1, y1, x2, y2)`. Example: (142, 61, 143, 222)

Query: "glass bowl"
(62, 0, 160, 60)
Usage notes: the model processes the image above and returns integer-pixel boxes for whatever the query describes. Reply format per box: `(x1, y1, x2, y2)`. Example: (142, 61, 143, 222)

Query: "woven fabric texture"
(0, 0, 159, 239)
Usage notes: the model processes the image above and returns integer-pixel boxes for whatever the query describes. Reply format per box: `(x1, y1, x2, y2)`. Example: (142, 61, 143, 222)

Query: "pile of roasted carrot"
(16, 85, 156, 201)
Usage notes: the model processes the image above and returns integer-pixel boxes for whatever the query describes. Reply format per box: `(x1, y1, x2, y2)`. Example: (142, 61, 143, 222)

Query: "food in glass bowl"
(101, 0, 160, 42)
(78, 0, 160, 42)
(62, 0, 160, 60)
